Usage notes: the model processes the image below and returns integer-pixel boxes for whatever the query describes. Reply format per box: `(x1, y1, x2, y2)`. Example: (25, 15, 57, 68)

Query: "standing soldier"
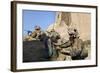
(48, 29, 71, 61)
(48, 29, 61, 61)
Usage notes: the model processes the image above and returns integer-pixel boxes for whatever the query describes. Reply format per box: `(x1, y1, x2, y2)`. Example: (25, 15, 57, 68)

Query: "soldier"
(60, 28, 88, 60)
(30, 25, 43, 40)
(49, 29, 60, 42)
(24, 25, 44, 41)
(48, 29, 61, 61)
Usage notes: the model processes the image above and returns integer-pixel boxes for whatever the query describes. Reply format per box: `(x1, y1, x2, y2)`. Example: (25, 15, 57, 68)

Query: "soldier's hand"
(56, 46, 62, 50)
(61, 49, 70, 55)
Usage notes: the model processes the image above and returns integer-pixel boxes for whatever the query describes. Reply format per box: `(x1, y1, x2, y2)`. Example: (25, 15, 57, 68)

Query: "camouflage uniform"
(56, 40, 72, 61)
(60, 28, 88, 60)
(48, 29, 61, 61)
(31, 26, 42, 39)
(24, 26, 44, 41)
(31, 30, 42, 40)
(49, 29, 72, 61)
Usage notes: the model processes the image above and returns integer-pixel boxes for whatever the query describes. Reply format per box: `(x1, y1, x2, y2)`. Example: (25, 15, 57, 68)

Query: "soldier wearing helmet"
(53, 27, 81, 60)
(30, 25, 43, 40)
(24, 25, 42, 41)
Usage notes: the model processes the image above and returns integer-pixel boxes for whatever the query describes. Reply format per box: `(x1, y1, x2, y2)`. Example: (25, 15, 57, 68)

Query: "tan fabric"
(31, 30, 41, 38)
(57, 52, 66, 61)
(24, 35, 37, 41)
